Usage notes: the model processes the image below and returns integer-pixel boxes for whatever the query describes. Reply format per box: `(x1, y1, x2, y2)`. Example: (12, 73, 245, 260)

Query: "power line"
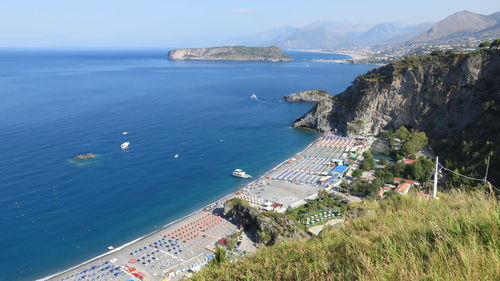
(436, 157, 499, 192)
(438, 164, 486, 182)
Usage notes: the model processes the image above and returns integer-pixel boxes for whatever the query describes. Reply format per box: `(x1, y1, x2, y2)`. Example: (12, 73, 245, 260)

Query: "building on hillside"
(359, 170, 376, 182)
(395, 183, 411, 195)
(393, 177, 418, 186)
(376, 184, 395, 198)
(401, 159, 417, 165)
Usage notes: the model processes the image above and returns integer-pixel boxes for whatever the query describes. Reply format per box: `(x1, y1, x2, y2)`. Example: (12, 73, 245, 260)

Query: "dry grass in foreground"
(191, 191, 499, 281)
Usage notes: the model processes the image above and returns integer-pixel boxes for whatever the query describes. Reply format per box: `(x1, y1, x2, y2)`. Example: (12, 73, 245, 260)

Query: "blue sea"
(0, 49, 375, 280)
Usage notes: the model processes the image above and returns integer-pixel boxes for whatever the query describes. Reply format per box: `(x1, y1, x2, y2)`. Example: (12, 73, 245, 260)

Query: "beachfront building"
(330, 165, 349, 179)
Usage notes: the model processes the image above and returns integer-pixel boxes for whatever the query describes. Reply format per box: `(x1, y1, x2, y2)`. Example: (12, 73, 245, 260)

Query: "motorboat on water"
(232, 169, 252, 179)
(122, 131, 128, 135)
(250, 93, 257, 100)
(174, 154, 179, 158)
(121, 142, 130, 150)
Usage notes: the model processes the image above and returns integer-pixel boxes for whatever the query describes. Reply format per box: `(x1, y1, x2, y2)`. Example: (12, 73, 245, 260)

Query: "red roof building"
(393, 177, 417, 185)
(395, 183, 411, 195)
(271, 203, 282, 209)
(403, 159, 417, 165)
(216, 238, 228, 246)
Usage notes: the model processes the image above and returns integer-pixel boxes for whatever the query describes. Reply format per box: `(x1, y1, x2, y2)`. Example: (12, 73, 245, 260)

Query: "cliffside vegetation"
(434, 50, 500, 189)
(286, 49, 500, 189)
(223, 198, 308, 246)
(192, 191, 499, 281)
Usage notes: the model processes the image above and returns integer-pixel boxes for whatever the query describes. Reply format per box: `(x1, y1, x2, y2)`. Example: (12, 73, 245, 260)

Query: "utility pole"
(484, 156, 493, 194)
(484, 156, 490, 182)
(433, 156, 439, 200)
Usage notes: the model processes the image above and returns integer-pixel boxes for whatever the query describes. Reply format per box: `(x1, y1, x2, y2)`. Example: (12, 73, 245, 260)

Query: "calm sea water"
(0, 49, 374, 280)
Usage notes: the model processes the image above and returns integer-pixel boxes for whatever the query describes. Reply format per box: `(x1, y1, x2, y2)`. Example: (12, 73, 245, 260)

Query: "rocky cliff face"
(224, 198, 308, 246)
(288, 50, 500, 139)
(168, 46, 291, 62)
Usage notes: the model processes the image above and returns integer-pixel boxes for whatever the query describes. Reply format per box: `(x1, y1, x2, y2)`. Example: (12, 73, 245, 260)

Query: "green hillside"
(191, 191, 499, 281)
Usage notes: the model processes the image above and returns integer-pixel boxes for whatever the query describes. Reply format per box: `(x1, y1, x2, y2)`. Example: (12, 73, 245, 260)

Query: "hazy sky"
(1, 0, 499, 47)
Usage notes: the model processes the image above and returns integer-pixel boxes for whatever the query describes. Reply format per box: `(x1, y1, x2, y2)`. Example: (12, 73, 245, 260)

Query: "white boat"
(250, 93, 258, 100)
(174, 154, 179, 158)
(232, 169, 252, 179)
(121, 142, 130, 150)
(122, 131, 128, 135)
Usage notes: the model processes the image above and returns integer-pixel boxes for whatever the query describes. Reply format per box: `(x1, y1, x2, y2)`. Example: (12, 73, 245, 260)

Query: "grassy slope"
(192, 191, 499, 281)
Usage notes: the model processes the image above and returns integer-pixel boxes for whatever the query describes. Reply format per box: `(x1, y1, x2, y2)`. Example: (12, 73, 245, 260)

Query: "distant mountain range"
(233, 10, 500, 49)
(234, 22, 432, 49)
(410, 10, 500, 43)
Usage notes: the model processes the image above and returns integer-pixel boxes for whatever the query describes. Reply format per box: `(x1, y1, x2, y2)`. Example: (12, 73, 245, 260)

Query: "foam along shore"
(44, 134, 373, 281)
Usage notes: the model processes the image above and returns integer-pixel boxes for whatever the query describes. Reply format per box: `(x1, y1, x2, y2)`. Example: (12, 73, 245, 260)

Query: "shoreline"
(40, 133, 324, 281)
(288, 48, 387, 66)
(288, 48, 372, 61)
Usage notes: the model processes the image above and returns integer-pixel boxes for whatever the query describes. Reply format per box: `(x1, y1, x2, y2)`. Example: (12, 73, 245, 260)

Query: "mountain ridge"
(234, 21, 432, 49)
(411, 10, 500, 43)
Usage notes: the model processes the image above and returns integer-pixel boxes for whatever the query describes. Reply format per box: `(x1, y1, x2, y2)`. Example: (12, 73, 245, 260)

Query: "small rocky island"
(74, 153, 96, 160)
(168, 46, 292, 62)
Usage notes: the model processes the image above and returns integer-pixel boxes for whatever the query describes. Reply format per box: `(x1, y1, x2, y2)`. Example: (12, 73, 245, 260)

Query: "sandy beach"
(43, 134, 372, 281)
(290, 48, 373, 61)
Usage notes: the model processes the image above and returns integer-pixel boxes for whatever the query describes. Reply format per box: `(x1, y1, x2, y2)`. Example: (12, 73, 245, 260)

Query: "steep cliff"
(287, 49, 500, 186)
(289, 50, 499, 137)
(223, 198, 309, 246)
(168, 46, 291, 62)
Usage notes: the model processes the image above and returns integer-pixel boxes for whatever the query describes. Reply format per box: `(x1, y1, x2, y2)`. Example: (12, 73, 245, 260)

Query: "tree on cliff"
(478, 41, 491, 48)
(489, 38, 500, 49)
(401, 131, 428, 157)
(395, 126, 411, 141)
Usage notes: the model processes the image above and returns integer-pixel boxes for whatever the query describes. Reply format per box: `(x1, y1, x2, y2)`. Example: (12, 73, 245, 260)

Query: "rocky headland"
(168, 46, 292, 62)
(285, 49, 500, 185)
(286, 50, 499, 138)
(224, 198, 309, 246)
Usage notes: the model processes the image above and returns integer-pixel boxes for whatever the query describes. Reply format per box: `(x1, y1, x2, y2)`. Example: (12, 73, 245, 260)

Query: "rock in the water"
(74, 153, 96, 160)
